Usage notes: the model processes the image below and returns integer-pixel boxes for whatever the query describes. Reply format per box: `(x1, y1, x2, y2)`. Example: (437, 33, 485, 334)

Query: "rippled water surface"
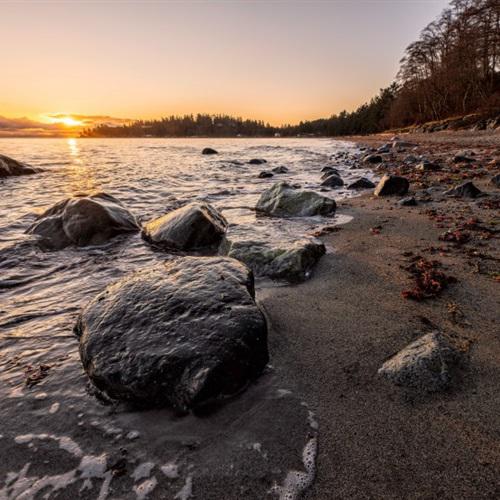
(0, 138, 371, 499)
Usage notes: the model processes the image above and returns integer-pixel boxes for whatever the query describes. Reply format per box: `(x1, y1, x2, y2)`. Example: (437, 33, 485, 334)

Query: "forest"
(82, 0, 499, 138)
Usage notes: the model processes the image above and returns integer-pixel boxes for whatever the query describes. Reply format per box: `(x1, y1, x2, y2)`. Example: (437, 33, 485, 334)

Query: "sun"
(57, 116, 83, 127)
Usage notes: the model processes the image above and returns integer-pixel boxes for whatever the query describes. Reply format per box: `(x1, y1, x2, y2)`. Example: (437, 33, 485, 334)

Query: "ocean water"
(0, 137, 372, 499)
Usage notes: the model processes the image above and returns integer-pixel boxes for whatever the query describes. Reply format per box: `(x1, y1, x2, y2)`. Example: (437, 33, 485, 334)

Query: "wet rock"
(220, 237, 325, 282)
(27, 192, 140, 249)
(0, 154, 41, 177)
(142, 202, 227, 251)
(363, 154, 383, 164)
(256, 182, 336, 217)
(453, 154, 474, 164)
(445, 181, 483, 199)
(321, 168, 340, 180)
(417, 161, 441, 171)
(347, 177, 375, 190)
(74, 256, 269, 412)
(377, 144, 391, 154)
(272, 166, 289, 174)
(374, 175, 409, 196)
(202, 148, 218, 155)
(258, 171, 274, 179)
(490, 174, 500, 188)
(378, 332, 464, 392)
(399, 196, 417, 206)
(392, 140, 417, 150)
(321, 174, 344, 188)
(248, 159, 267, 165)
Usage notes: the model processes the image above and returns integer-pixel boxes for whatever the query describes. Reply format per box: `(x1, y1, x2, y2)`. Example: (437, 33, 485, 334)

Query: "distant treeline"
(82, 0, 499, 139)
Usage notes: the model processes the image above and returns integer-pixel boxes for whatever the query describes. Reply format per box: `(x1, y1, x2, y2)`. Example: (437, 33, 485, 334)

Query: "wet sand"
(260, 131, 500, 498)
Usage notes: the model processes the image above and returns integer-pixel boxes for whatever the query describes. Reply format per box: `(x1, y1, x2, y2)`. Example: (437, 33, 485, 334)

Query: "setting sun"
(50, 116, 83, 127)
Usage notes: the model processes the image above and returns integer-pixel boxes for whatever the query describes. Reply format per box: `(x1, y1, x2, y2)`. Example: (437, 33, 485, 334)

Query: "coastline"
(259, 130, 499, 498)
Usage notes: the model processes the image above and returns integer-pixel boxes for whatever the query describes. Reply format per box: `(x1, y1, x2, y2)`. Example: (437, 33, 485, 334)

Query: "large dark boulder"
(202, 148, 218, 155)
(220, 237, 325, 282)
(321, 174, 344, 188)
(347, 177, 375, 190)
(256, 182, 336, 217)
(445, 181, 482, 199)
(27, 192, 139, 249)
(142, 202, 228, 251)
(74, 256, 269, 412)
(0, 154, 41, 177)
(378, 332, 464, 392)
(374, 175, 409, 196)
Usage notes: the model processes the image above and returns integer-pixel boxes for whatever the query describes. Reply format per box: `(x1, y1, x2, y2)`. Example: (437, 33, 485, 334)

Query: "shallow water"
(0, 137, 370, 499)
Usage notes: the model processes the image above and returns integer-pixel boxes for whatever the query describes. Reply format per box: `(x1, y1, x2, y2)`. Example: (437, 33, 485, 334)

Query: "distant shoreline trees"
(82, 0, 499, 139)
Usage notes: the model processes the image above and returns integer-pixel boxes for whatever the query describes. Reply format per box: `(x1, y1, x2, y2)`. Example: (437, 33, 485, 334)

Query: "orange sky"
(0, 0, 449, 136)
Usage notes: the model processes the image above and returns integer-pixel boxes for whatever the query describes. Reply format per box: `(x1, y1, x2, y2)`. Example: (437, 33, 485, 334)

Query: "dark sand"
(259, 131, 500, 498)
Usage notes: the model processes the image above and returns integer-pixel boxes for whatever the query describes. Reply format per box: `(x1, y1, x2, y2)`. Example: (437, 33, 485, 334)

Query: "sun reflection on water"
(65, 138, 99, 196)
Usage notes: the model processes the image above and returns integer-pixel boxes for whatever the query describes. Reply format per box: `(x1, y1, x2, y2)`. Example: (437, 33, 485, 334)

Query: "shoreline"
(259, 130, 499, 498)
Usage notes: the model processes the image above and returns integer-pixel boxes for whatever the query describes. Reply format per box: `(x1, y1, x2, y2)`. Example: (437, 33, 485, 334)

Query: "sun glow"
(45, 115, 84, 128)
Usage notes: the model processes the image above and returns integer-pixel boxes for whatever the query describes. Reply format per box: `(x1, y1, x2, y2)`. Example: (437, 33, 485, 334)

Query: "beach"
(1, 132, 499, 499)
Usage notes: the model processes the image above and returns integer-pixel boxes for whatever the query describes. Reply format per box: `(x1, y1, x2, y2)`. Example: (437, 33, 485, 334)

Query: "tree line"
(82, 0, 499, 138)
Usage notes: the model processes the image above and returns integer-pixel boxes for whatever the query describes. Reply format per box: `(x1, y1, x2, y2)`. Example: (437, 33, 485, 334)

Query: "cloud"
(0, 114, 132, 137)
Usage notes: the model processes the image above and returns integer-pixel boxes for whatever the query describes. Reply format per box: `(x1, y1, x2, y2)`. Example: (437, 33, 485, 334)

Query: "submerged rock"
(0, 154, 41, 177)
(27, 192, 139, 249)
(256, 182, 336, 217)
(362, 154, 383, 164)
(272, 166, 289, 174)
(378, 332, 464, 392)
(74, 256, 268, 412)
(347, 177, 375, 190)
(321, 168, 340, 180)
(220, 237, 325, 282)
(399, 196, 417, 206)
(258, 171, 274, 179)
(248, 159, 267, 165)
(374, 175, 409, 196)
(202, 148, 218, 155)
(142, 202, 227, 251)
(445, 181, 482, 198)
(321, 174, 344, 188)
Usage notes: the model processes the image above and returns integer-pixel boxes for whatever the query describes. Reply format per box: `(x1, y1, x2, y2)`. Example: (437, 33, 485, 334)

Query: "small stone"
(248, 158, 267, 165)
(445, 181, 483, 199)
(363, 154, 383, 164)
(321, 174, 344, 188)
(272, 166, 289, 174)
(399, 196, 417, 206)
(347, 178, 375, 190)
(490, 174, 500, 188)
(202, 148, 218, 155)
(374, 175, 410, 196)
(258, 171, 273, 178)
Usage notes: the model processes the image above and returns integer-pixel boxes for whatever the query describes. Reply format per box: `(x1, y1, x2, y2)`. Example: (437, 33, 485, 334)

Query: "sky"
(1, 0, 449, 136)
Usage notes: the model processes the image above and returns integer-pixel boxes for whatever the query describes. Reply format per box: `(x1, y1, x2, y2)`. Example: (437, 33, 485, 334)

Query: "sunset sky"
(1, 0, 449, 136)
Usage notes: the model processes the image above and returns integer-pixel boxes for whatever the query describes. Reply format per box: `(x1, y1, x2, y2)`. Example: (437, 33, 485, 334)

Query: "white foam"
(271, 437, 318, 500)
(126, 430, 140, 440)
(174, 474, 193, 500)
(161, 462, 179, 479)
(49, 402, 60, 414)
(132, 462, 155, 481)
(133, 477, 158, 500)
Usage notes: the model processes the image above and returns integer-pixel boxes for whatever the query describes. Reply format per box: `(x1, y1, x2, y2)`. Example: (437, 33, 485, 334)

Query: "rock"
(142, 202, 227, 251)
(392, 141, 417, 150)
(220, 237, 325, 283)
(377, 144, 391, 154)
(27, 192, 140, 249)
(321, 169, 340, 180)
(202, 148, 218, 155)
(321, 174, 344, 188)
(258, 171, 274, 179)
(378, 332, 464, 392)
(363, 154, 383, 164)
(445, 181, 483, 198)
(417, 161, 441, 171)
(272, 166, 289, 174)
(404, 155, 418, 164)
(256, 182, 336, 217)
(321, 166, 339, 174)
(0, 154, 41, 178)
(453, 154, 474, 164)
(374, 175, 409, 196)
(399, 196, 417, 206)
(248, 159, 267, 165)
(74, 256, 269, 412)
(347, 177, 375, 190)
(490, 174, 500, 188)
